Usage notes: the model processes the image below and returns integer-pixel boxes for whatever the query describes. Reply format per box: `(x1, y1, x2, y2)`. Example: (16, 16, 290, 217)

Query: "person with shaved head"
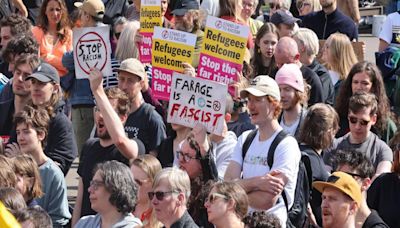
(274, 36, 324, 105)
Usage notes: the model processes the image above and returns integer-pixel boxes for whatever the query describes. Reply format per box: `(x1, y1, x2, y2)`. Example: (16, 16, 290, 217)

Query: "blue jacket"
(62, 51, 95, 106)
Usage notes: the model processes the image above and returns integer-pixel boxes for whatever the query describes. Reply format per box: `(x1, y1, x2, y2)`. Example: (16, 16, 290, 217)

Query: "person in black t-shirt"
(71, 69, 145, 226)
(116, 58, 166, 155)
(367, 134, 400, 228)
(334, 150, 389, 228)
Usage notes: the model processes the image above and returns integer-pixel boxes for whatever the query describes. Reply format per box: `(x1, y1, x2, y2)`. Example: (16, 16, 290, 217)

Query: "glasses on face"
(243, 1, 254, 8)
(269, 2, 281, 9)
(348, 116, 370, 126)
(296, 1, 310, 10)
(90, 180, 105, 190)
(134, 178, 149, 186)
(205, 193, 229, 204)
(148, 190, 179, 201)
(176, 150, 199, 163)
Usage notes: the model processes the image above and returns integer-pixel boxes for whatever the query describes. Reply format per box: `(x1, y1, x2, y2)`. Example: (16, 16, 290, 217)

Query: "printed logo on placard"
(162, 30, 169, 39)
(215, 20, 222, 29)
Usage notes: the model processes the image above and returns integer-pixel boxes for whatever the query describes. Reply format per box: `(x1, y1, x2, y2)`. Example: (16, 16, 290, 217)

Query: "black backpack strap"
(301, 152, 313, 193)
(266, 130, 289, 210)
(267, 130, 288, 168)
(242, 129, 258, 160)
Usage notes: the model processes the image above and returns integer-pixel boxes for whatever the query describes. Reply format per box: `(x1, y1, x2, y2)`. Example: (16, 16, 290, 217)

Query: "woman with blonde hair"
(131, 155, 163, 228)
(322, 32, 358, 100)
(204, 182, 248, 228)
(296, 0, 321, 16)
(12, 155, 43, 207)
(115, 21, 140, 61)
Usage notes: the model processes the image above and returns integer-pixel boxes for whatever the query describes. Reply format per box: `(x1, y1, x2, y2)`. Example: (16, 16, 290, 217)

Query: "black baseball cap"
(270, 10, 301, 26)
(172, 0, 199, 16)
(25, 62, 60, 83)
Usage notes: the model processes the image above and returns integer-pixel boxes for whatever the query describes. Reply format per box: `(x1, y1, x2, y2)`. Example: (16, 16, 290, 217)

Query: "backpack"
(242, 129, 313, 228)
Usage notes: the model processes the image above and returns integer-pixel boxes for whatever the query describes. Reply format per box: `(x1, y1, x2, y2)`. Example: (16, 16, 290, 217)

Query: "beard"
(320, 0, 334, 9)
(97, 128, 111, 140)
(175, 21, 194, 33)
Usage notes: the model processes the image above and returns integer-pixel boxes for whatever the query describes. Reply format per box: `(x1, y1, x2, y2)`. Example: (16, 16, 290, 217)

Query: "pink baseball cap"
(275, 63, 304, 92)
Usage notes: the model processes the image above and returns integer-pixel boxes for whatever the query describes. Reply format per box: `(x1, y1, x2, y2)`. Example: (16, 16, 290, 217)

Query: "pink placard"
(197, 53, 242, 83)
(151, 67, 174, 101)
(138, 32, 153, 64)
(197, 53, 242, 96)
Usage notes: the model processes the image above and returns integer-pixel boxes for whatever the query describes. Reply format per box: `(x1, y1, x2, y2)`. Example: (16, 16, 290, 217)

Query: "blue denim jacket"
(62, 51, 95, 106)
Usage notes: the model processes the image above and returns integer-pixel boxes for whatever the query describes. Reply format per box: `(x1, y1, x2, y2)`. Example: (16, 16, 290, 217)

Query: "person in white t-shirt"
(378, 11, 400, 52)
(276, 63, 308, 139)
(224, 75, 301, 227)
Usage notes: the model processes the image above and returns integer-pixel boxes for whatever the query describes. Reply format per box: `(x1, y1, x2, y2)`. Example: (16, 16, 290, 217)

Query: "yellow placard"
(140, 6, 162, 33)
(152, 39, 195, 72)
(201, 27, 247, 65)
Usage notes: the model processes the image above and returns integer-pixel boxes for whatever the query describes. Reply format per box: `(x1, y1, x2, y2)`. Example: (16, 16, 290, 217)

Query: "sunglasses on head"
(205, 193, 229, 204)
(348, 116, 370, 126)
(269, 2, 281, 9)
(148, 190, 180, 201)
(296, 1, 310, 10)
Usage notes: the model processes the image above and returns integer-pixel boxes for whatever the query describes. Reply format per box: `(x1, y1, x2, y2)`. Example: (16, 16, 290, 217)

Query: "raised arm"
(88, 68, 138, 160)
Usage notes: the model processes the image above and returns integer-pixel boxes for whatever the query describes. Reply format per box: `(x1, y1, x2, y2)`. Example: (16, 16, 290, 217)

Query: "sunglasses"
(296, 1, 310, 10)
(90, 180, 105, 190)
(269, 3, 281, 9)
(205, 193, 229, 204)
(176, 150, 199, 163)
(348, 116, 370, 126)
(148, 190, 179, 201)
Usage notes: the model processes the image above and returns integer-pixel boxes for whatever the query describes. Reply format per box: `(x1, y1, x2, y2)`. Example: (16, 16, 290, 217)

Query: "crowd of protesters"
(0, 0, 400, 227)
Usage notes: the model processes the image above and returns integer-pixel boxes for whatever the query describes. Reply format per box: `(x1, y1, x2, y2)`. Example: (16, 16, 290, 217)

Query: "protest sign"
(168, 72, 227, 135)
(139, 0, 162, 63)
(73, 26, 112, 79)
(197, 16, 249, 87)
(152, 26, 196, 100)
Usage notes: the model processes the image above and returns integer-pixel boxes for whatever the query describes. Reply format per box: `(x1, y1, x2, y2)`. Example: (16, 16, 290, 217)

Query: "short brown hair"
(14, 53, 40, 73)
(299, 103, 339, 150)
(211, 182, 248, 219)
(348, 92, 378, 116)
(14, 106, 50, 145)
(12, 155, 43, 200)
(0, 14, 32, 36)
(105, 87, 131, 116)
